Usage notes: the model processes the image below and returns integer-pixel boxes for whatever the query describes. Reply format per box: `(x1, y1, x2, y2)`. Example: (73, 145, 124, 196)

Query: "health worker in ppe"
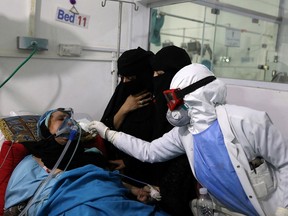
(88, 63, 288, 216)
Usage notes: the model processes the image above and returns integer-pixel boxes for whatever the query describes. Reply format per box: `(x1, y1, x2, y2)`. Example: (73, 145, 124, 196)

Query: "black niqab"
(152, 46, 197, 216)
(101, 47, 163, 186)
(152, 45, 191, 138)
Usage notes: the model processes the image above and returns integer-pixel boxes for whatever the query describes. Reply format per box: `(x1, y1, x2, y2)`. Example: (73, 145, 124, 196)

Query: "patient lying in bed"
(4, 108, 168, 216)
(5, 155, 167, 216)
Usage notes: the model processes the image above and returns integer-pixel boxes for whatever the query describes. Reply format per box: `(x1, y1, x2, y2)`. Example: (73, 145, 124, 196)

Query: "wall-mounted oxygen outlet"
(17, 36, 48, 51)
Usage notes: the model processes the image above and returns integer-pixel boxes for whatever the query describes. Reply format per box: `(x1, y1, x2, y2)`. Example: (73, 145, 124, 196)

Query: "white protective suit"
(89, 63, 288, 216)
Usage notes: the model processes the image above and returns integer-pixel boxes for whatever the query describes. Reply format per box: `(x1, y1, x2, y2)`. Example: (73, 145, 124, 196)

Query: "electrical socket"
(17, 36, 48, 51)
(58, 44, 82, 57)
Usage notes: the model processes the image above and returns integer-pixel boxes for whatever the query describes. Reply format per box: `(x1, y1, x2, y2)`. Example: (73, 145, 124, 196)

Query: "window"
(146, 0, 288, 87)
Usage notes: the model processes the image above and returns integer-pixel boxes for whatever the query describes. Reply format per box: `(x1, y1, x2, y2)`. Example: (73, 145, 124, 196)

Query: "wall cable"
(0, 45, 38, 89)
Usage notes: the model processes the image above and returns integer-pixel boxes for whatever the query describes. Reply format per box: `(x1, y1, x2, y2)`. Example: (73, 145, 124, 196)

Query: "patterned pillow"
(0, 115, 40, 143)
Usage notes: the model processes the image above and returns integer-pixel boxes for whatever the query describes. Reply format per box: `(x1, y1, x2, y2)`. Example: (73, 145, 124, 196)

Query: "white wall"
(0, 0, 150, 120)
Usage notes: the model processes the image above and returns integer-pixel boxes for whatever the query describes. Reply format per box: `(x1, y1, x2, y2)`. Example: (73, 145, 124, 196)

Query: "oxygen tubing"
(0, 45, 38, 89)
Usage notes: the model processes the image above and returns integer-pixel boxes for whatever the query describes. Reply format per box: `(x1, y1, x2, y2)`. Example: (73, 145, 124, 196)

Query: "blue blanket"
(37, 165, 169, 216)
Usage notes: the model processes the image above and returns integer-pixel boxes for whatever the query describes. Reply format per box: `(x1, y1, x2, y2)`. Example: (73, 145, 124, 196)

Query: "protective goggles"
(163, 76, 216, 111)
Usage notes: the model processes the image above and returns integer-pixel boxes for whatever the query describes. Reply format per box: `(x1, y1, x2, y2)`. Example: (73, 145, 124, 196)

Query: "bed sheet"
(37, 164, 169, 216)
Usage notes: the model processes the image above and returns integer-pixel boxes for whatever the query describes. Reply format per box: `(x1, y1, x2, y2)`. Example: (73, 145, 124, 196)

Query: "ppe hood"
(170, 63, 227, 134)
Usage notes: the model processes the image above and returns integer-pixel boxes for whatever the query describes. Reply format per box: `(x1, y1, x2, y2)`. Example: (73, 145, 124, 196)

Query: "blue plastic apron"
(193, 120, 258, 215)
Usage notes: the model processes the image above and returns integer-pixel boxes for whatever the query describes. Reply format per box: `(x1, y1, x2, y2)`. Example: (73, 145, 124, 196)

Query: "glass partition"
(148, 0, 288, 84)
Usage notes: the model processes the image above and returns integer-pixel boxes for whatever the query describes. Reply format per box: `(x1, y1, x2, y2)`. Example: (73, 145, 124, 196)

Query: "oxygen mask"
(55, 117, 79, 140)
(55, 111, 95, 142)
(52, 108, 80, 142)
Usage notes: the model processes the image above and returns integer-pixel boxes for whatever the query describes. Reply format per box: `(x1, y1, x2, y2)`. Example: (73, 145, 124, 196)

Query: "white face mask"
(166, 104, 190, 127)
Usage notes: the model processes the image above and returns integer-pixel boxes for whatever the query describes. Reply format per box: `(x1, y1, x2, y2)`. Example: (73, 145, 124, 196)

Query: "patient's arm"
(33, 156, 62, 174)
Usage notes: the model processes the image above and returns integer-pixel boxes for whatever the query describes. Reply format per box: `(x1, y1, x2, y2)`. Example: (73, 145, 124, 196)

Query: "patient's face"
(48, 111, 70, 145)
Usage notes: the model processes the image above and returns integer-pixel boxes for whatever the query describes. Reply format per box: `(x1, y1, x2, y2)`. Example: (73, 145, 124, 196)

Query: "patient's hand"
(131, 186, 151, 203)
(123, 183, 161, 203)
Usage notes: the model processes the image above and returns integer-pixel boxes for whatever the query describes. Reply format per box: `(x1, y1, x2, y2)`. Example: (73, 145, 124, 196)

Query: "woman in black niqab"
(152, 45, 192, 138)
(101, 47, 155, 142)
(101, 47, 165, 186)
(151, 46, 198, 216)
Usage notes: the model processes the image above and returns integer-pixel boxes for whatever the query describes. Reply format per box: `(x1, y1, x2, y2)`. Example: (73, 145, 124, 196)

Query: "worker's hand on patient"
(88, 121, 119, 143)
(275, 207, 288, 216)
(88, 121, 109, 138)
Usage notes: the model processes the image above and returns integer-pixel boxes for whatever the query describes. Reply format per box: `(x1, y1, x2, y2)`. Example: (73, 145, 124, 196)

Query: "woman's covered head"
(117, 47, 154, 95)
(152, 45, 191, 75)
(152, 45, 191, 97)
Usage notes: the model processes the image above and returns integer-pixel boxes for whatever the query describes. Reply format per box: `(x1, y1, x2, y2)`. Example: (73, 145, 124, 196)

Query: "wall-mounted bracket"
(17, 36, 48, 51)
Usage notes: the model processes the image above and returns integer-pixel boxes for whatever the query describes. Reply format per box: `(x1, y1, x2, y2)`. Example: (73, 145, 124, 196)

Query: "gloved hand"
(88, 121, 119, 143)
(275, 207, 288, 216)
(88, 121, 109, 139)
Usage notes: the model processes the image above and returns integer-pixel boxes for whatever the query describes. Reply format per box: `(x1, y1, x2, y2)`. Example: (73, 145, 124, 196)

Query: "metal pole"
(101, 0, 138, 91)
(112, 2, 123, 91)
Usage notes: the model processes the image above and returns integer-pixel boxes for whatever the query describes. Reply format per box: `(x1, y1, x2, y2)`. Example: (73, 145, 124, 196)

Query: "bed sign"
(56, 7, 90, 29)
